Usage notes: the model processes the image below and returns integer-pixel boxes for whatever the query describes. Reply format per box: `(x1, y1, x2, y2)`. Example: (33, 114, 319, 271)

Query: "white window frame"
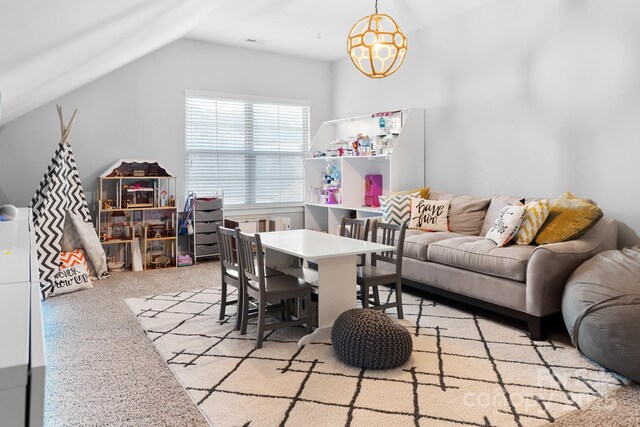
(184, 90, 311, 210)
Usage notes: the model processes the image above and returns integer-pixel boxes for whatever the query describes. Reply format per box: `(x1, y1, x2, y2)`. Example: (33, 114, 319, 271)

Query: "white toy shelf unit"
(304, 108, 424, 234)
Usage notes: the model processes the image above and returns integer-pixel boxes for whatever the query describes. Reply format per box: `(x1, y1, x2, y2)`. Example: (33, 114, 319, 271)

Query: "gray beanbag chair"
(562, 246, 640, 382)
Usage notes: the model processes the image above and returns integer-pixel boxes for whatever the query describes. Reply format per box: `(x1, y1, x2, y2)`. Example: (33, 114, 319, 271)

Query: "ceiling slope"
(0, 0, 498, 124)
(0, 0, 220, 124)
(187, 0, 498, 61)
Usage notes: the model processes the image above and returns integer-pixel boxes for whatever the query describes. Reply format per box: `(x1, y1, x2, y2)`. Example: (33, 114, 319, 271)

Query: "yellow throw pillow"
(391, 187, 430, 199)
(533, 192, 603, 245)
(514, 199, 551, 245)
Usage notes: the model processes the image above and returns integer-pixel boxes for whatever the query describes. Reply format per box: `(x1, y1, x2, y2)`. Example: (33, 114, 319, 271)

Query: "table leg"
(298, 255, 357, 346)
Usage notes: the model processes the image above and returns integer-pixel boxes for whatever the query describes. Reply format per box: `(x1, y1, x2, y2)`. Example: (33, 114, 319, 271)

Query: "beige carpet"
(126, 284, 629, 427)
(42, 261, 639, 426)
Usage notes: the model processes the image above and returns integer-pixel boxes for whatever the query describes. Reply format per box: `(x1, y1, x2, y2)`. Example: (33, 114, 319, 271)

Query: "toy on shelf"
(330, 139, 350, 157)
(374, 134, 392, 155)
(355, 133, 372, 156)
(322, 164, 341, 204)
(323, 164, 340, 188)
(364, 175, 383, 207)
(307, 186, 325, 204)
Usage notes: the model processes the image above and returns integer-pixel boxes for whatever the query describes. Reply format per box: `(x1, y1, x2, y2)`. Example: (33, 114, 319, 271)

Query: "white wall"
(333, 0, 640, 247)
(0, 38, 333, 229)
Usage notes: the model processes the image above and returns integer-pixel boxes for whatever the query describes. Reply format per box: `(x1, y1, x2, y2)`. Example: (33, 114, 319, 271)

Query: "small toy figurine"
(322, 164, 341, 188)
(160, 191, 168, 207)
(322, 164, 341, 204)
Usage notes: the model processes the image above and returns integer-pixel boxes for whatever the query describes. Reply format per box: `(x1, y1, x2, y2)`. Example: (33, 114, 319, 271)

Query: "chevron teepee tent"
(31, 106, 109, 296)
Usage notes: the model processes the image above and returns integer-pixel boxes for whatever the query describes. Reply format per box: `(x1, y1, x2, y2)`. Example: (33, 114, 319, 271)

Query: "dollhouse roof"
(100, 159, 176, 178)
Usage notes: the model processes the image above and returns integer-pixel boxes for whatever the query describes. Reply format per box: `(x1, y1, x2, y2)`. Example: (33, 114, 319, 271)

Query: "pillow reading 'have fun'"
(409, 197, 450, 232)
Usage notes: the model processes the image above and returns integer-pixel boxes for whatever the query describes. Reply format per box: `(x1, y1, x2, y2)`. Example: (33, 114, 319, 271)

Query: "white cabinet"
(304, 108, 424, 234)
(0, 208, 45, 427)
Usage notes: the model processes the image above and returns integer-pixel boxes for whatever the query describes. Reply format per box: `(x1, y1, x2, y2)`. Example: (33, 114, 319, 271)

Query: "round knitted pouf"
(331, 308, 413, 369)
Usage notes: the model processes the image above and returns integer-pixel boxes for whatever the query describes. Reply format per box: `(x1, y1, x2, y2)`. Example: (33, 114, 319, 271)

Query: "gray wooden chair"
(216, 225, 243, 330)
(216, 225, 283, 331)
(308, 216, 370, 271)
(357, 221, 407, 319)
(236, 230, 313, 348)
(340, 216, 371, 267)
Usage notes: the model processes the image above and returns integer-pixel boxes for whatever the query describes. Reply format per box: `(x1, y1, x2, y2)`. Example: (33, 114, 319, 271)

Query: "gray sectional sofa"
(395, 190, 618, 340)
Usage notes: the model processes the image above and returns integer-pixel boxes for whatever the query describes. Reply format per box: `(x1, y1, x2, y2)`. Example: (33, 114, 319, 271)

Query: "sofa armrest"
(526, 218, 618, 317)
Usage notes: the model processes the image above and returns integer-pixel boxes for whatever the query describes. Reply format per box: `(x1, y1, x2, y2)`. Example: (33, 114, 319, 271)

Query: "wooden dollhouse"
(96, 160, 178, 271)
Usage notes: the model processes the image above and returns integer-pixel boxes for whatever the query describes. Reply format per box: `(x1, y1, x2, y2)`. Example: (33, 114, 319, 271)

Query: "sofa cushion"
(427, 236, 536, 282)
(428, 191, 491, 236)
(427, 189, 456, 201)
(395, 229, 466, 261)
(480, 195, 524, 236)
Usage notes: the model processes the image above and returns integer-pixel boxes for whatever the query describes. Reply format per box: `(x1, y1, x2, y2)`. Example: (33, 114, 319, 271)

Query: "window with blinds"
(185, 92, 310, 207)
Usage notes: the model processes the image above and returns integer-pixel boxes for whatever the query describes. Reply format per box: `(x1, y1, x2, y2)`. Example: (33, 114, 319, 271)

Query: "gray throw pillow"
(428, 190, 491, 236)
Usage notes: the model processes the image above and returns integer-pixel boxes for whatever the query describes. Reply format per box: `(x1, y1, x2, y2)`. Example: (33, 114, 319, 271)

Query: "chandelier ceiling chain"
(347, 0, 408, 79)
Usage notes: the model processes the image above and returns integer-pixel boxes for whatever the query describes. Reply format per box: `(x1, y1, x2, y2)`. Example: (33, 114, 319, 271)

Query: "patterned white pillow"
(485, 205, 526, 247)
(379, 192, 420, 224)
(51, 262, 93, 297)
(62, 212, 110, 278)
(514, 199, 551, 245)
(409, 197, 450, 232)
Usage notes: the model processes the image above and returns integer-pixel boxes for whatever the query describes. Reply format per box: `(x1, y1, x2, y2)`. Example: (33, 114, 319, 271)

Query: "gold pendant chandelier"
(347, 0, 408, 79)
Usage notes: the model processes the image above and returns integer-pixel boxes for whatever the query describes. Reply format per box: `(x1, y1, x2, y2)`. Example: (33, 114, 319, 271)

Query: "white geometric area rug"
(126, 288, 627, 427)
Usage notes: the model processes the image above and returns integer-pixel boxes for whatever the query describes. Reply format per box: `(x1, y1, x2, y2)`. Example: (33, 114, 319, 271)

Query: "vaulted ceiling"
(0, 0, 495, 124)
(188, 0, 497, 61)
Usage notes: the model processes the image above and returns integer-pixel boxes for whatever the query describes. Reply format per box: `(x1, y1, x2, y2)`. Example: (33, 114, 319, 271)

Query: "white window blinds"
(185, 92, 309, 207)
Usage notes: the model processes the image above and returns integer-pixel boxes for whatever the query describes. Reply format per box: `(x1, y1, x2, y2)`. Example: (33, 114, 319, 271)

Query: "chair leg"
(372, 285, 381, 306)
(362, 285, 370, 308)
(395, 280, 404, 319)
(286, 299, 293, 321)
(256, 298, 266, 349)
(234, 285, 242, 331)
(280, 299, 291, 321)
(240, 289, 250, 335)
(305, 291, 313, 334)
(219, 281, 227, 321)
